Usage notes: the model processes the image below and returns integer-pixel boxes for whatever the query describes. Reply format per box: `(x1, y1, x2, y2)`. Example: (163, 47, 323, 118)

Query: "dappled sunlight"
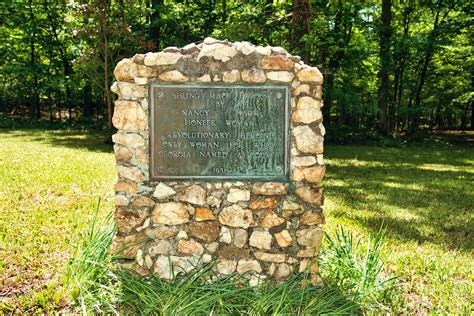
(417, 163, 474, 173)
(381, 181, 426, 191)
(323, 143, 473, 314)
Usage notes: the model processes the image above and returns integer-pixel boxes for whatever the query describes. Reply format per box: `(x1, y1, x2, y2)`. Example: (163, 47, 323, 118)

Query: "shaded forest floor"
(0, 128, 472, 313)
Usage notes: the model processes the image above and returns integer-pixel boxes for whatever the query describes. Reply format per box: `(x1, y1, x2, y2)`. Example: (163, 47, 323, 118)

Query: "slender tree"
(378, 0, 392, 134)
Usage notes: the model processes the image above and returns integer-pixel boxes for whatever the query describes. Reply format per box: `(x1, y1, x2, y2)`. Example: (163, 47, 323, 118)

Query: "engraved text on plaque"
(150, 83, 290, 180)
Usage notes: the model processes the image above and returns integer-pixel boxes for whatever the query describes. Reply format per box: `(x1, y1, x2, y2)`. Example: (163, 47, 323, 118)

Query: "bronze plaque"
(149, 83, 290, 180)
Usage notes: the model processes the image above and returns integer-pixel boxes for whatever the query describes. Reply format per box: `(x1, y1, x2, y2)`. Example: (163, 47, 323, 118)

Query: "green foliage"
(0, 0, 471, 133)
(320, 227, 398, 312)
(66, 205, 118, 314)
(117, 269, 360, 315)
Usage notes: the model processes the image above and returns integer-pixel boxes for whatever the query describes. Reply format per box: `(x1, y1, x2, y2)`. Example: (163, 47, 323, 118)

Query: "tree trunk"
(408, 8, 443, 134)
(290, 0, 312, 63)
(150, 0, 164, 50)
(28, 0, 40, 119)
(378, 0, 392, 135)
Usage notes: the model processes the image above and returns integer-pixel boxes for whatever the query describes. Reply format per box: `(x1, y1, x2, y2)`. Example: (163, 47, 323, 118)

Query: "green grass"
(116, 267, 360, 315)
(324, 144, 474, 314)
(0, 129, 115, 313)
(0, 128, 472, 313)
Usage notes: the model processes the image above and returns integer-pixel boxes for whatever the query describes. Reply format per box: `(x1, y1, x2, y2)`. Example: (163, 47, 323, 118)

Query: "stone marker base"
(111, 38, 325, 284)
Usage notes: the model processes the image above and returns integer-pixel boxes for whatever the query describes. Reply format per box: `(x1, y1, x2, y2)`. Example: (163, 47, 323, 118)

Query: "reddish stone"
(186, 221, 219, 242)
(249, 197, 279, 210)
(261, 55, 293, 70)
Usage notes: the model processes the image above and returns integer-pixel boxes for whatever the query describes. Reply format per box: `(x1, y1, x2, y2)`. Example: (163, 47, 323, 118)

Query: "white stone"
(134, 77, 148, 85)
(206, 242, 219, 253)
(316, 154, 324, 165)
(196, 74, 212, 82)
(144, 52, 182, 66)
(178, 239, 204, 255)
(137, 218, 150, 231)
(255, 46, 272, 56)
(274, 263, 292, 280)
(266, 71, 295, 82)
(293, 84, 311, 96)
(227, 188, 250, 203)
(219, 226, 232, 244)
(292, 156, 317, 167)
(176, 230, 189, 239)
(294, 62, 302, 72)
(148, 240, 172, 256)
(235, 41, 255, 55)
(237, 259, 262, 274)
(297, 67, 323, 84)
(223, 70, 240, 82)
(170, 256, 200, 275)
(154, 255, 200, 279)
(154, 255, 172, 279)
(218, 205, 254, 228)
(114, 82, 147, 99)
(234, 228, 248, 248)
(254, 252, 286, 263)
(145, 255, 153, 269)
(179, 185, 206, 205)
(293, 97, 322, 124)
(296, 227, 324, 247)
(292, 125, 324, 154)
(241, 68, 266, 83)
(318, 123, 326, 136)
(153, 182, 176, 199)
(249, 230, 272, 250)
(272, 46, 288, 55)
(217, 260, 237, 275)
(117, 165, 143, 182)
(151, 202, 192, 225)
(207, 196, 222, 207)
(203, 254, 212, 263)
(136, 249, 144, 266)
(198, 43, 238, 62)
(182, 42, 198, 53)
(112, 133, 145, 147)
(115, 194, 129, 206)
(249, 274, 266, 287)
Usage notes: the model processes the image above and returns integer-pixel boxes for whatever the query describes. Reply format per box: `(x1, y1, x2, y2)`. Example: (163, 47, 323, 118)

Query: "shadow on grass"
(325, 144, 474, 252)
(0, 128, 113, 153)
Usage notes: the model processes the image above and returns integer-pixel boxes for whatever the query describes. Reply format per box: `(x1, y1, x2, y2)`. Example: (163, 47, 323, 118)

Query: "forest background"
(0, 0, 472, 138)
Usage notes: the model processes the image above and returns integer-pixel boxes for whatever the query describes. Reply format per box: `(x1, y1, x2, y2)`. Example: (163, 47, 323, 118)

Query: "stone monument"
(111, 38, 325, 284)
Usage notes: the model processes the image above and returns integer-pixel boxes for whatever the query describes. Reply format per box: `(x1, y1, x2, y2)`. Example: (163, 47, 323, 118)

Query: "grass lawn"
(0, 128, 473, 313)
(324, 143, 474, 314)
(0, 129, 115, 312)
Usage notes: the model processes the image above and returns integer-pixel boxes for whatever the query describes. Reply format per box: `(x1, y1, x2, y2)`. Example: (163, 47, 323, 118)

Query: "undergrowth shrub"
(320, 227, 399, 312)
(66, 205, 118, 314)
(117, 266, 360, 315)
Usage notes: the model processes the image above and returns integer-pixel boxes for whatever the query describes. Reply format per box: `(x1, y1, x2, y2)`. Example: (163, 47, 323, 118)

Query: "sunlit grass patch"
(0, 129, 114, 313)
(324, 144, 474, 314)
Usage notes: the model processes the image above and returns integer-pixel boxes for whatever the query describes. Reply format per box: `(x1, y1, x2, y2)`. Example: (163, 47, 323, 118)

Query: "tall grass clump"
(117, 265, 360, 315)
(66, 202, 118, 314)
(320, 226, 398, 312)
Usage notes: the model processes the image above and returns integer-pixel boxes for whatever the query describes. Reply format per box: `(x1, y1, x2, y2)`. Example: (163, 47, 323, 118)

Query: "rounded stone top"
(113, 37, 323, 85)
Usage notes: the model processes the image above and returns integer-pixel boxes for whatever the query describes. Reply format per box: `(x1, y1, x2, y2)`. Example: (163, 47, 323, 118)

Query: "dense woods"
(0, 0, 472, 135)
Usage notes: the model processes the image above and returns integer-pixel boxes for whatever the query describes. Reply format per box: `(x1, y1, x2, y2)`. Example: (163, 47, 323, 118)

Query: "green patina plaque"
(149, 83, 290, 181)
